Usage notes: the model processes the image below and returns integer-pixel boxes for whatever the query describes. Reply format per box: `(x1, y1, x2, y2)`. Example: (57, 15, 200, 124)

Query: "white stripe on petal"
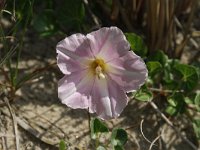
(90, 76, 128, 120)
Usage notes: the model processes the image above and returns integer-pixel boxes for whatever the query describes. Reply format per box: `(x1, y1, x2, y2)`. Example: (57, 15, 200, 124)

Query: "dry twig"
(82, 0, 100, 27)
(1, 136, 7, 150)
(149, 101, 198, 150)
(117, 0, 134, 31)
(4, 97, 20, 150)
(140, 119, 158, 146)
(148, 132, 162, 150)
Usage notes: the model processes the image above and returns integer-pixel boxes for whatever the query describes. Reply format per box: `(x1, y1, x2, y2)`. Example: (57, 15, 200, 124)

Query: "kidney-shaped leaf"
(90, 118, 109, 139)
(175, 64, 199, 91)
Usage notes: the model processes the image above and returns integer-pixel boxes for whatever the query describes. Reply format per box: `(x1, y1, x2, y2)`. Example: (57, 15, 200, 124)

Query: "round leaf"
(147, 61, 162, 75)
(135, 89, 153, 102)
(111, 128, 128, 146)
(174, 64, 199, 91)
(125, 33, 147, 57)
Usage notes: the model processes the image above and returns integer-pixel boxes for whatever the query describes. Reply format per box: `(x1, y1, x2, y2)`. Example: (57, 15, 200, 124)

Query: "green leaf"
(0, 44, 18, 67)
(174, 64, 199, 91)
(194, 92, 200, 105)
(148, 50, 168, 66)
(135, 87, 153, 102)
(166, 93, 185, 116)
(90, 118, 109, 139)
(125, 33, 147, 57)
(97, 146, 106, 150)
(147, 61, 162, 75)
(114, 145, 124, 150)
(184, 96, 194, 104)
(111, 128, 128, 147)
(192, 119, 200, 139)
(184, 92, 199, 105)
(194, 92, 200, 111)
(165, 106, 177, 116)
(59, 140, 66, 150)
(162, 60, 181, 90)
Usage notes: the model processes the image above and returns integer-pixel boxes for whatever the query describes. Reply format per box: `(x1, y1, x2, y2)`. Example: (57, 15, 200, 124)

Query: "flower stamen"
(95, 65, 105, 79)
(90, 58, 106, 79)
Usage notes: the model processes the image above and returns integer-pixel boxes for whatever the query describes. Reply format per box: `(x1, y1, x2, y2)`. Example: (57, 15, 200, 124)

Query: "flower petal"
(57, 33, 95, 58)
(90, 77, 128, 120)
(58, 70, 95, 109)
(87, 27, 130, 61)
(107, 51, 147, 92)
(56, 33, 94, 74)
(57, 52, 87, 74)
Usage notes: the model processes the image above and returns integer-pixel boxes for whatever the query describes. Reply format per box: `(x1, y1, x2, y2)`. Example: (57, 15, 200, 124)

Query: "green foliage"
(90, 118, 128, 149)
(56, 0, 85, 31)
(32, 9, 57, 37)
(147, 61, 162, 76)
(32, 0, 86, 36)
(59, 140, 67, 150)
(135, 86, 153, 102)
(90, 118, 109, 139)
(166, 93, 185, 116)
(126, 34, 199, 141)
(8, 0, 34, 31)
(194, 92, 200, 111)
(174, 64, 199, 91)
(148, 50, 168, 66)
(0, 44, 18, 67)
(193, 119, 200, 139)
(125, 33, 147, 57)
(111, 128, 128, 150)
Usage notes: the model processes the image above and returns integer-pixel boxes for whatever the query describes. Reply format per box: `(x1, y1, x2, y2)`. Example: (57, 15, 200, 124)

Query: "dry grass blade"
(1, 136, 7, 150)
(111, 0, 119, 21)
(148, 133, 161, 150)
(4, 97, 19, 150)
(156, 0, 165, 49)
(82, 0, 100, 27)
(117, 0, 134, 31)
(140, 119, 158, 146)
(175, 0, 198, 57)
(0, 44, 19, 67)
(0, 106, 58, 148)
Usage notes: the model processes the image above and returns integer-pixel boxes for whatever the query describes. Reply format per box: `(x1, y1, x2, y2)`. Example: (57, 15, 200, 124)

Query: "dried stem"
(82, 0, 100, 27)
(140, 119, 158, 146)
(1, 136, 7, 150)
(148, 133, 162, 150)
(149, 101, 198, 150)
(4, 97, 19, 150)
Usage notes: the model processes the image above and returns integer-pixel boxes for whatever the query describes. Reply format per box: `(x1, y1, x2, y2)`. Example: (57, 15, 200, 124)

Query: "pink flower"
(56, 27, 147, 120)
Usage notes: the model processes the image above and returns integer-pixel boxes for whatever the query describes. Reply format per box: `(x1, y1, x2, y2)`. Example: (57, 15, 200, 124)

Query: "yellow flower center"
(90, 58, 106, 79)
